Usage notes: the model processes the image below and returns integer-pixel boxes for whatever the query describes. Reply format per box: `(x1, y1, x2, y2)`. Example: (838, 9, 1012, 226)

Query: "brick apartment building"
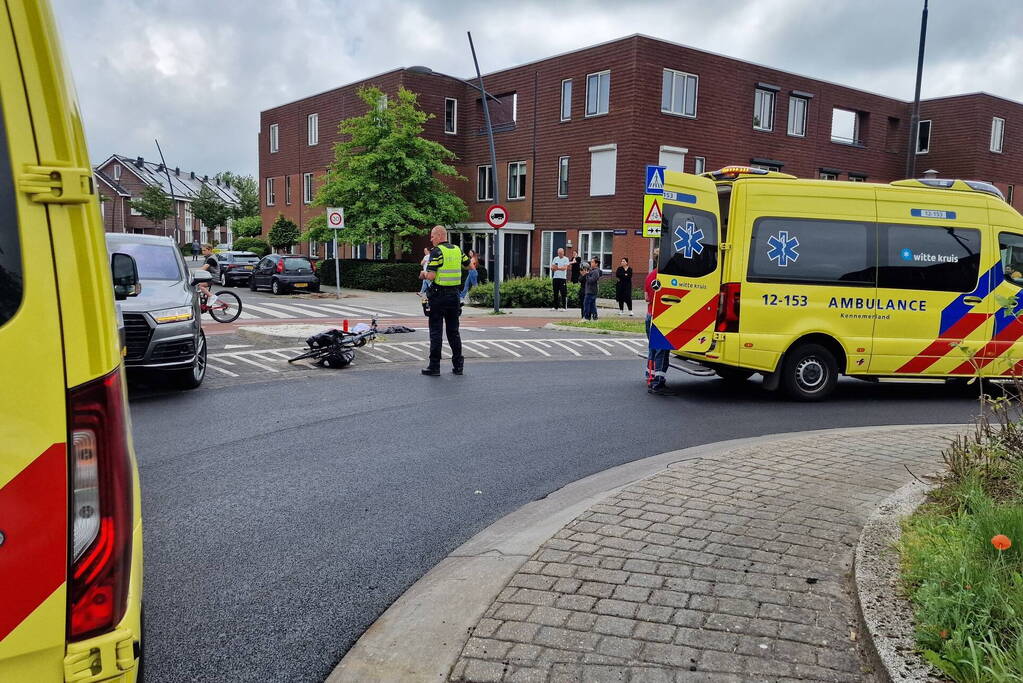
(95, 154, 240, 246)
(259, 34, 1022, 279)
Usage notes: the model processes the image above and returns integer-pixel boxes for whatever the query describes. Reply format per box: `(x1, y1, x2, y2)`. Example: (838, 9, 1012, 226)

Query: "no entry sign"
(486, 204, 508, 229)
(326, 207, 345, 229)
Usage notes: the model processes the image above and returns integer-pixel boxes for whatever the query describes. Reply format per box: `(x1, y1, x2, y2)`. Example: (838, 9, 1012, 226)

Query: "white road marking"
(520, 341, 551, 357)
(461, 327, 487, 332)
(206, 363, 238, 377)
(316, 304, 392, 318)
(223, 344, 252, 349)
(499, 326, 528, 331)
(608, 339, 643, 352)
(229, 355, 280, 372)
(549, 340, 582, 356)
(255, 302, 333, 318)
(358, 349, 392, 363)
(460, 341, 490, 358)
(484, 341, 522, 358)
(387, 345, 424, 361)
(579, 340, 612, 356)
(238, 303, 297, 318)
(237, 311, 259, 320)
(532, 340, 552, 348)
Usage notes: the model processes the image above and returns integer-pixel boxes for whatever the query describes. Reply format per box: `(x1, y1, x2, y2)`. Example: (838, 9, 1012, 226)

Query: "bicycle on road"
(197, 286, 242, 323)
(289, 318, 378, 368)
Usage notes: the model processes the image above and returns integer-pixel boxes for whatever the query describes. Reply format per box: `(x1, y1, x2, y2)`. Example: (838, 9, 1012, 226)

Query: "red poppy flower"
(992, 535, 1012, 551)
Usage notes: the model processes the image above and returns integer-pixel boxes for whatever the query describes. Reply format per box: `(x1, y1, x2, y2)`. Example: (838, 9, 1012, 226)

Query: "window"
(589, 144, 617, 196)
(580, 231, 614, 270)
(309, 240, 319, 258)
(694, 157, 706, 175)
(585, 71, 610, 117)
(303, 173, 314, 204)
(753, 89, 774, 131)
(285, 175, 292, 205)
(751, 163, 781, 172)
(849, 174, 866, 182)
(129, 197, 141, 216)
(0, 105, 21, 325)
(374, 242, 384, 260)
(540, 231, 568, 276)
(265, 177, 276, 206)
(558, 156, 569, 198)
(830, 108, 858, 145)
(819, 172, 837, 181)
(880, 224, 981, 292)
(112, 164, 121, 181)
(308, 113, 318, 145)
(269, 123, 279, 153)
(915, 119, 931, 154)
(747, 218, 875, 286)
(658, 205, 718, 279)
(560, 79, 572, 121)
(1000, 232, 1023, 287)
(184, 203, 193, 231)
(376, 94, 387, 111)
(991, 116, 1005, 153)
(507, 162, 526, 200)
(658, 146, 686, 173)
(787, 96, 807, 137)
(477, 165, 493, 201)
(661, 69, 698, 118)
(444, 98, 457, 134)
(477, 93, 517, 133)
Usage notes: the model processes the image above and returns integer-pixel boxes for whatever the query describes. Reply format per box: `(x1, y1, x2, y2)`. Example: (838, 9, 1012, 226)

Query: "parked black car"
(214, 250, 260, 286)
(249, 253, 320, 294)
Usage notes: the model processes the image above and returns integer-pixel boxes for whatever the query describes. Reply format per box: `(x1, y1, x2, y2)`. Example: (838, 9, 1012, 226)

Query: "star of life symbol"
(767, 230, 800, 267)
(673, 219, 704, 259)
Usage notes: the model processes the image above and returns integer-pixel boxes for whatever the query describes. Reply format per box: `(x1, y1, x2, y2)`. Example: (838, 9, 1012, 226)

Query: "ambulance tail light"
(716, 282, 741, 333)
(68, 369, 133, 641)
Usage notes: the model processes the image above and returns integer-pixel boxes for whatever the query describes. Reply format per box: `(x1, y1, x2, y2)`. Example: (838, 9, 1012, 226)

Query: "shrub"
(232, 237, 271, 256)
(317, 259, 422, 291)
(468, 277, 584, 308)
(596, 278, 644, 300)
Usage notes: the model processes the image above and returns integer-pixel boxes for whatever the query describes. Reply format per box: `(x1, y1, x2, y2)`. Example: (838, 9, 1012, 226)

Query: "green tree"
(268, 214, 300, 252)
(304, 86, 468, 258)
(191, 183, 231, 231)
(232, 215, 263, 238)
(218, 171, 260, 218)
(129, 185, 173, 227)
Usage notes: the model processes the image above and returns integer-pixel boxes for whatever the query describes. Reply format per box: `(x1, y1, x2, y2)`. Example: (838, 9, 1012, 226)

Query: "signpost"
(486, 204, 508, 229)
(643, 164, 667, 272)
(642, 195, 662, 238)
(326, 207, 345, 300)
(468, 31, 502, 313)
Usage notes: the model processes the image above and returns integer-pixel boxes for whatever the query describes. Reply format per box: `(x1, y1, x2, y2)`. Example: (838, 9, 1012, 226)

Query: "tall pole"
(154, 139, 180, 243)
(468, 31, 501, 314)
(904, 0, 929, 179)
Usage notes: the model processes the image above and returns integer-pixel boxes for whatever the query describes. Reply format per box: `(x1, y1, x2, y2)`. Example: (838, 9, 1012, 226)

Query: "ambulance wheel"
(781, 343, 837, 401)
(715, 367, 754, 384)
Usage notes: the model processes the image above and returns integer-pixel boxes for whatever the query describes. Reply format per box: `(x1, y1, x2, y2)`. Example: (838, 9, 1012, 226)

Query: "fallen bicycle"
(288, 320, 377, 368)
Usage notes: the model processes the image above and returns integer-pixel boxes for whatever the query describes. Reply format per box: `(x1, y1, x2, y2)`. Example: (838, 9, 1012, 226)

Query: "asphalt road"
(130, 359, 981, 682)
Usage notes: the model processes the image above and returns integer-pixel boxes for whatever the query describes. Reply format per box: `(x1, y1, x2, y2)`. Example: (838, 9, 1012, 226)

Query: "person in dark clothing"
(569, 252, 582, 283)
(581, 258, 602, 320)
(190, 240, 201, 261)
(419, 225, 470, 376)
(615, 257, 634, 316)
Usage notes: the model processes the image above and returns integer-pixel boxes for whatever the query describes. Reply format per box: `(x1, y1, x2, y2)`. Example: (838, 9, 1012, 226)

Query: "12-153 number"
(762, 294, 808, 307)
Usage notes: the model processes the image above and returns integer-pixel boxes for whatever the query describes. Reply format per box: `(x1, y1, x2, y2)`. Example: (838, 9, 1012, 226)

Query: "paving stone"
(528, 606, 573, 628)
(612, 585, 652, 603)
(635, 604, 675, 624)
(554, 594, 597, 611)
(577, 581, 615, 599)
(565, 611, 598, 632)
(553, 577, 583, 594)
(594, 598, 639, 618)
(633, 621, 676, 644)
(494, 604, 534, 622)
(593, 615, 636, 637)
(640, 641, 699, 667)
(494, 621, 541, 644)
(510, 574, 557, 591)
(457, 658, 506, 682)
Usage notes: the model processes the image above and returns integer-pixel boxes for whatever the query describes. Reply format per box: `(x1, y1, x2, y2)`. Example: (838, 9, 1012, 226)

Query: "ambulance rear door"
(650, 172, 723, 353)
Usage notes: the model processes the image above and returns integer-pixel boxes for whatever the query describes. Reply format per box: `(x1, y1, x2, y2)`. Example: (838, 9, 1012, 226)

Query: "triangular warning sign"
(644, 199, 662, 224)
(648, 170, 664, 191)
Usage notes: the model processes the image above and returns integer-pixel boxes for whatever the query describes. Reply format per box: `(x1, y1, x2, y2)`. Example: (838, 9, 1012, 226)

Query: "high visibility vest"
(435, 244, 463, 287)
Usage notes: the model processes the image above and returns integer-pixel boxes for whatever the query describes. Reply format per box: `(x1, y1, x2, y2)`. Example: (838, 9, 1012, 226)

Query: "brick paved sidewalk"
(448, 426, 962, 683)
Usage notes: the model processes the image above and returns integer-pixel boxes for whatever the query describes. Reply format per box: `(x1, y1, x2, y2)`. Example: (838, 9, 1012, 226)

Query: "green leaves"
(267, 214, 300, 251)
(129, 185, 173, 225)
(232, 215, 263, 238)
(191, 183, 232, 231)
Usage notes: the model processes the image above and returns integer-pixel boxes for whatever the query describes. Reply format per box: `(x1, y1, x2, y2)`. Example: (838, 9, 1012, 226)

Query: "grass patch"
(555, 319, 646, 334)
(900, 393, 1023, 681)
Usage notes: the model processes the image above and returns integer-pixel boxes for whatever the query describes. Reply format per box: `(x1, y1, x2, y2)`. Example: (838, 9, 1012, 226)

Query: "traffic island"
(330, 425, 966, 683)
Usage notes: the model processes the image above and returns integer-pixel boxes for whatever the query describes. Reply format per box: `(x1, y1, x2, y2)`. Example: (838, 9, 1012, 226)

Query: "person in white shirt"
(550, 248, 569, 310)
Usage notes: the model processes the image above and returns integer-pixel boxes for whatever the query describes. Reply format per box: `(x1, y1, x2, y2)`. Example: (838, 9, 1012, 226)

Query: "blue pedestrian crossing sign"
(645, 165, 666, 195)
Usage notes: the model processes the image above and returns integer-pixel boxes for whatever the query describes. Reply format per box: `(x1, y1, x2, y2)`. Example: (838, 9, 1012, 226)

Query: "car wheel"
(272, 279, 283, 295)
(171, 331, 207, 390)
(220, 272, 228, 286)
(249, 277, 257, 292)
(780, 343, 837, 401)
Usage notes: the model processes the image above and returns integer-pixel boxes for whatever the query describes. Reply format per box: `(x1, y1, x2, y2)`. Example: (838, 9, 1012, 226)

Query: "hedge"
(467, 277, 642, 308)
(316, 259, 422, 291)
(232, 237, 271, 256)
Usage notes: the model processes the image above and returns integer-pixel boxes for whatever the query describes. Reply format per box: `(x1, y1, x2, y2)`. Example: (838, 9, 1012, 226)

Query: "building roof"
(95, 154, 241, 206)
(93, 169, 130, 196)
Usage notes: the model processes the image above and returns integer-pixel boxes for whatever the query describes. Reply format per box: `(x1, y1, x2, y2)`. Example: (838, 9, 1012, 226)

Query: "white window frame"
(540, 230, 567, 277)
(307, 113, 319, 146)
(916, 119, 931, 154)
(658, 145, 687, 173)
(129, 198, 141, 216)
(661, 69, 698, 118)
(585, 70, 610, 117)
(558, 156, 569, 198)
(588, 143, 617, 197)
(112, 164, 121, 181)
(265, 177, 276, 206)
(560, 79, 572, 121)
(376, 94, 387, 111)
(753, 89, 774, 132)
(819, 172, 837, 181)
(507, 161, 526, 200)
(477, 165, 493, 202)
(185, 202, 193, 232)
(849, 175, 866, 182)
(991, 116, 1005, 153)
(303, 172, 314, 204)
(309, 239, 319, 258)
(694, 156, 706, 175)
(284, 175, 292, 205)
(269, 123, 279, 153)
(579, 230, 614, 270)
(444, 98, 458, 134)
(787, 96, 807, 137)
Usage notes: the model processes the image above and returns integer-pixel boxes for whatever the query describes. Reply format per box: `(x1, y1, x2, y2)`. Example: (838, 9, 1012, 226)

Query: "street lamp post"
(904, 0, 929, 180)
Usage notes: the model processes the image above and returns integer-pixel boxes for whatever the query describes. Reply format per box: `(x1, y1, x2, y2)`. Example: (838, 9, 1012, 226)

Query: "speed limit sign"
(326, 207, 345, 230)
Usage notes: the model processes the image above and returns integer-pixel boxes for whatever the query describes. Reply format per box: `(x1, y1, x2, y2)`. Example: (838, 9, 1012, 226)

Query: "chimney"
(203, 175, 208, 182)
(190, 171, 195, 179)
(175, 167, 180, 176)
(157, 163, 164, 172)
(135, 156, 144, 167)
(923, 169, 939, 179)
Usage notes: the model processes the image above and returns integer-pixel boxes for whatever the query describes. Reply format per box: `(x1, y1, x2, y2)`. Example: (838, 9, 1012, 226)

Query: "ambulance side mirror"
(111, 252, 141, 300)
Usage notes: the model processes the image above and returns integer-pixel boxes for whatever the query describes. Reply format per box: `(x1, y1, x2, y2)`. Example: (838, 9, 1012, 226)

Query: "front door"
(650, 173, 722, 353)
(502, 233, 529, 279)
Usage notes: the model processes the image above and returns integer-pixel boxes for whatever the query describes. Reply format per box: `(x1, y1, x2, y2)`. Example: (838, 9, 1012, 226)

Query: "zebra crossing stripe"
(579, 340, 612, 356)
(388, 345, 424, 361)
(484, 341, 522, 358)
(254, 302, 332, 317)
(520, 341, 551, 357)
(316, 304, 391, 318)
(240, 302, 297, 318)
(229, 355, 280, 372)
(549, 340, 581, 356)
(206, 363, 238, 377)
(357, 349, 392, 363)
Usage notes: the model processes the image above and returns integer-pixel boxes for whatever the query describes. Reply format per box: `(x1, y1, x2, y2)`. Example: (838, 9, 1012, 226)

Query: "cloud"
(50, 0, 1023, 177)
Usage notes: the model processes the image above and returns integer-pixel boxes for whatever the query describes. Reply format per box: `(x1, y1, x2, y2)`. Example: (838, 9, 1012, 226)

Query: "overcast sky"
(51, 0, 1023, 178)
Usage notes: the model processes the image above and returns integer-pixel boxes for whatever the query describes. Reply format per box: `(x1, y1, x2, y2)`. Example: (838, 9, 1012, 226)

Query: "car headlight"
(151, 306, 194, 324)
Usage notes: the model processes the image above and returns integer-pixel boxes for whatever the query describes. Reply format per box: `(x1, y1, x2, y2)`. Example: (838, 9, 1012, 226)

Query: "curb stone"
(542, 322, 644, 337)
(854, 478, 945, 682)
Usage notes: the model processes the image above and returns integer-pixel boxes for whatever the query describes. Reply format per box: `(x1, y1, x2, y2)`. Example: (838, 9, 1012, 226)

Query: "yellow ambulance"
(649, 166, 1023, 400)
(1, 1, 144, 680)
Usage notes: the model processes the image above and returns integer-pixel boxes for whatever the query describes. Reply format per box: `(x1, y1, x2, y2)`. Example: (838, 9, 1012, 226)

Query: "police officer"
(420, 225, 470, 376)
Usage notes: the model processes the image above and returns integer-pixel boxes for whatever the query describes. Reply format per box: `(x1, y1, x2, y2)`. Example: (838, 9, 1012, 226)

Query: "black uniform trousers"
(427, 287, 463, 370)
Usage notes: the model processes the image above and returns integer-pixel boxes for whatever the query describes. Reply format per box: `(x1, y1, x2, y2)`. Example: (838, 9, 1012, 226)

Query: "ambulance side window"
(747, 217, 875, 286)
(658, 204, 717, 278)
(999, 232, 1023, 288)
(878, 224, 981, 292)
(0, 103, 22, 327)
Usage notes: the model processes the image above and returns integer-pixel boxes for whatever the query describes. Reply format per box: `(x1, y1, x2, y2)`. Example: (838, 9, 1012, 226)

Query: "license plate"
(244, 266, 253, 270)
(294, 283, 308, 288)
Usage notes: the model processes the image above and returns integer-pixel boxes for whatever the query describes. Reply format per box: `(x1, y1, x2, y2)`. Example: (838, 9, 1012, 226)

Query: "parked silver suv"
(104, 233, 207, 389)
